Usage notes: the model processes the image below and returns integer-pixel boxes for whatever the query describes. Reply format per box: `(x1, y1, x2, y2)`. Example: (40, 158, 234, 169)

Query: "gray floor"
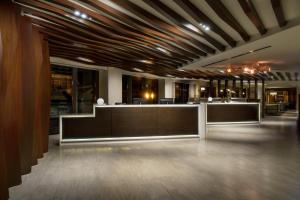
(10, 112, 300, 200)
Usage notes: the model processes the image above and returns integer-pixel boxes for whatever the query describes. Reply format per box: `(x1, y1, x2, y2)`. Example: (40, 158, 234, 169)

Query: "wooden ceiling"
(14, 0, 291, 80)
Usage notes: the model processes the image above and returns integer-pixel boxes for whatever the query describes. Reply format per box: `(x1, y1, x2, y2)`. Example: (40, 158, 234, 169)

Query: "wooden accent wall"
(0, 2, 51, 199)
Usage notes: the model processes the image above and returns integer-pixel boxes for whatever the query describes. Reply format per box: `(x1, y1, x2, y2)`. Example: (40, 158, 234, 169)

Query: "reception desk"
(206, 102, 260, 125)
(60, 104, 206, 144)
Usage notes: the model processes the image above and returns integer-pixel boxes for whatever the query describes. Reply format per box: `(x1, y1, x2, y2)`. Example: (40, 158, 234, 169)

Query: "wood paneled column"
(232, 79, 236, 97)
(217, 79, 221, 97)
(240, 79, 244, 97)
(248, 79, 251, 99)
(209, 79, 214, 97)
(225, 79, 228, 97)
(262, 80, 265, 118)
(255, 79, 258, 99)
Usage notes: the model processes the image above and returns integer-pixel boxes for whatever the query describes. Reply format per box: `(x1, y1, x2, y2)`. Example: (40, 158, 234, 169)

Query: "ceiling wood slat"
(173, 0, 236, 47)
(205, 0, 250, 41)
(271, 0, 287, 27)
(276, 72, 286, 81)
(238, 0, 267, 35)
(109, 0, 212, 55)
(142, 0, 226, 51)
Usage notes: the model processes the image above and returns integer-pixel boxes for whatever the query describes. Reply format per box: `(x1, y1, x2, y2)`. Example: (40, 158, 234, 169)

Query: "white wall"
(165, 79, 174, 98)
(98, 70, 108, 104)
(107, 68, 122, 105)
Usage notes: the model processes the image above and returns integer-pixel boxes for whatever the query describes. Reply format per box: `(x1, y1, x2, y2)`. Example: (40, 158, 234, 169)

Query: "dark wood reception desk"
(206, 103, 260, 124)
(60, 105, 206, 144)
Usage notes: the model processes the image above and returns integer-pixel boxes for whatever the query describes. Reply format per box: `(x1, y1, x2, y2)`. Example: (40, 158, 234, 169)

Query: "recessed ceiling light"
(199, 23, 210, 31)
(156, 47, 167, 53)
(177, 69, 185, 72)
(140, 60, 153, 64)
(184, 23, 200, 32)
(81, 13, 87, 19)
(133, 68, 143, 72)
(74, 10, 81, 16)
(77, 57, 94, 63)
(166, 74, 174, 77)
(234, 76, 240, 78)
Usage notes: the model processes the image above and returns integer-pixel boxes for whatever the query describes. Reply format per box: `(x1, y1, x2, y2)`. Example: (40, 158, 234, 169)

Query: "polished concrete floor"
(10, 112, 300, 200)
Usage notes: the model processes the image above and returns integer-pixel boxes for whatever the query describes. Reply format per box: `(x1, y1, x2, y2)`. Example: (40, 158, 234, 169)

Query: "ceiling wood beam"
(142, 0, 225, 51)
(173, 0, 236, 47)
(285, 72, 292, 81)
(85, 0, 201, 60)
(271, 0, 287, 27)
(52, 0, 198, 61)
(276, 72, 286, 80)
(109, 0, 212, 56)
(238, 0, 267, 35)
(205, 0, 250, 41)
(268, 72, 279, 80)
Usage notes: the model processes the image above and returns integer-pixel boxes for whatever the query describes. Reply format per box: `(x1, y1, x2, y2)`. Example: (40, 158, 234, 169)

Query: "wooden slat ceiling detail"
(271, 0, 287, 27)
(238, 0, 267, 35)
(13, 0, 290, 79)
(295, 72, 299, 81)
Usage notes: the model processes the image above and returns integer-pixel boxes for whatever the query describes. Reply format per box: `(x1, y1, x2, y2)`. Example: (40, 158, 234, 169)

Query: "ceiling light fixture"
(140, 60, 153, 64)
(77, 57, 94, 63)
(156, 47, 169, 54)
(133, 68, 144, 72)
(166, 74, 174, 77)
(226, 63, 271, 75)
(177, 69, 185, 72)
(199, 23, 210, 31)
(74, 10, 81, 16)
(81, 13, 87, 19)
(184, 23, 200, 32)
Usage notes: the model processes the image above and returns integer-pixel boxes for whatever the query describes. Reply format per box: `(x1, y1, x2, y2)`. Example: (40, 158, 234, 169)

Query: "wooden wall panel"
(0, 29, 9, 200)
(0, 2, 22, 187)
(0, 2, 51, 199)
(20, 16, 36, 175)
(41, 36, 51, 153)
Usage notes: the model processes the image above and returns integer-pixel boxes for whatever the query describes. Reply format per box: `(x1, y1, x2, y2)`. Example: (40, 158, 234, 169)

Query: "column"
(225, 79, 228, 97)
(107, 67, 122, 105)
(240, 79, 244, 98)
(262, 80, 265, 118)
(209, 79, 214, 97)
(72, 68, 78, 113)
(248, 79, 251, 99)
(255, 79, 258, 99)
(99, 69, 108, 103)
(232, 79, 236, 97)
(217, 79, 221, 97)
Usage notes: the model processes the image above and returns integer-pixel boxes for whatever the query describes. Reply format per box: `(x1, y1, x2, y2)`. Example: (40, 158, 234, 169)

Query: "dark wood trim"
(205, 0, 250, 41)
(238, 0, 267, 35)
(271, 0, 287, 27)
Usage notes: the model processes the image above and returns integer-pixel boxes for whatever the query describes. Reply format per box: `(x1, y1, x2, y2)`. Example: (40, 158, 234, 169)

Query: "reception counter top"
(206, 102, 260, 124)
(60, 104, 206, 144)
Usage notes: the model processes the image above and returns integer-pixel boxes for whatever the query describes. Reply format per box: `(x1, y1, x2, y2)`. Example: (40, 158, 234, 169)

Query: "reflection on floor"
(10, 111, 300, 200)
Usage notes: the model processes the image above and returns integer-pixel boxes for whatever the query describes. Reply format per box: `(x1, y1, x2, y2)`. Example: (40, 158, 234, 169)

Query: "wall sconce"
(144, 92, 155, 100)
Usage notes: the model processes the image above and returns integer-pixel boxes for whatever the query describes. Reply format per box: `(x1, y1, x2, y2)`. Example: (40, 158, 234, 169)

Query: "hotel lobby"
(1, 0, 300, 199)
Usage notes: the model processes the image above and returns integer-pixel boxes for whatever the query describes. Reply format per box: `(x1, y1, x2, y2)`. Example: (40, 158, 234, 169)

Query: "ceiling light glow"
(77, 57, 94, 63)
(81, 13, 87, 19)
(74, 10, 81, 16)
(156, 47, 168, 54)
(200, 23, 210, 31)
(140, 60, 153, 64)
(133, 68, 144, 72)
(184, 23, 200, 32)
